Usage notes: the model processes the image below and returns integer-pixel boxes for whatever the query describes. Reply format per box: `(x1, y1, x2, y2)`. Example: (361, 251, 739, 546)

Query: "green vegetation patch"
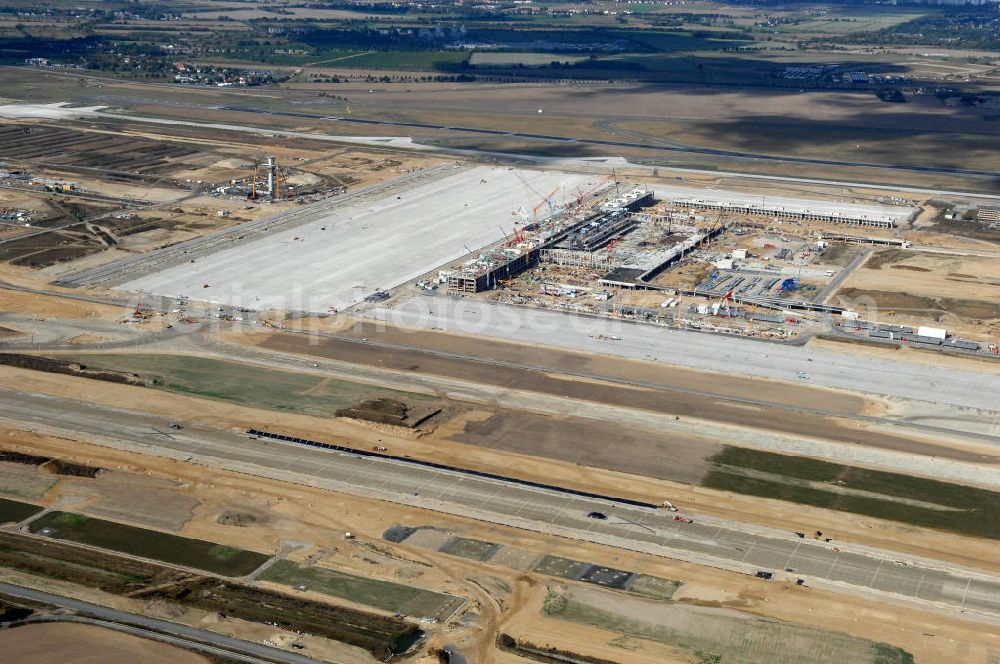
(705, 447, 1000, 540)
(261, 560, 464, 621)
(0, 530, 188, 594)
(138, 576, 422, 658)
(0, 531, 417, 659)
(0, 497, 44, 524)
(30, 511, 269, 576)
(60, 353, 428, 417)
(543, 589, 914, 664)
(627, 574, 683, 601)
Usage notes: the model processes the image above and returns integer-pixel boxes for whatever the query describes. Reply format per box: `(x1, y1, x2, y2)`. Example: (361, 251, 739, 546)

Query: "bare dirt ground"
(4, 425, 1000, 664)
(267, 322, 877, 415)
(254, 329, 996, 464)
(450, 410, 721, 486)
(0, 622, 211, 664)
(61, 472, 200, 531)
(2, 363, 999, 578)
(831, 249, 1000, 339)
(0, 285, 124, 321)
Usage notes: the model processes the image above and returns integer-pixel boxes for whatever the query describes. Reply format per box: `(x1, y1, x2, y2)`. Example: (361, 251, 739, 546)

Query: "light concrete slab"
(121, 166, 595, 312)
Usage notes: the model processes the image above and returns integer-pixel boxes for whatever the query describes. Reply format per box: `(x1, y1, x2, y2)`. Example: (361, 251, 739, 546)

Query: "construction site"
(419, 178, 984, 349)
(33, 150, 994, 356)
(1, 88, 1000, 664)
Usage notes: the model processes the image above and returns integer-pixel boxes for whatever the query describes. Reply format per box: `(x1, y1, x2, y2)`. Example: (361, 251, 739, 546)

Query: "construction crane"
(247, 159, 259, 200)
(273, 155, 290, 200)
(512, 169, 546, 201)
(532, 186, 561, 219)
(575, 175, 615, 207)
(705, 212, 724, 247)
(717, 288, 735, 315)
(608, 237, 626, 262)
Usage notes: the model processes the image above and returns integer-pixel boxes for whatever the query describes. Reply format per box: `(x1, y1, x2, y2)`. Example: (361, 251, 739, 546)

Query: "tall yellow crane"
(247, 159, 259, 200)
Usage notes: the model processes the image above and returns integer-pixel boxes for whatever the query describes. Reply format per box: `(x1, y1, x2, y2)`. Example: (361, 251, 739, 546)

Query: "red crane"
(608, 237, 627, 262)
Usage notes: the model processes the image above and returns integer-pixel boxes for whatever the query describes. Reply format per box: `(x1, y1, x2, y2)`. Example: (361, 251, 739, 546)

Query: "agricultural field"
(0, 496, 43, 524)
(0, 528, 417, 659)
(704, 447, 1000, 540)
(261, 560, 464, 621)
(0, 623, 212, 664)
(541, 585, 915, 664)
(29, 511, 270, 576)
(58, 353, 433, 417)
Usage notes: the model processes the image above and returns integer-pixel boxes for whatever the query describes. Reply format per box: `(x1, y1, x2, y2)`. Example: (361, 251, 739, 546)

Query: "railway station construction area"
(1, 93, 1000, 664)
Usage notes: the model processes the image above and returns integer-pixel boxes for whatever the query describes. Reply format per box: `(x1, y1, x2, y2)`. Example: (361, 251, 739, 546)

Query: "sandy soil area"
(1, 365, 998, 577)
(4, 426, 1000, 664)
(0, 287, 125, 320)
(255, 330, 995, 465)
(314, 320, 878, 415)
(831, 249, 1000, 339)
(0, 622, 210, 664)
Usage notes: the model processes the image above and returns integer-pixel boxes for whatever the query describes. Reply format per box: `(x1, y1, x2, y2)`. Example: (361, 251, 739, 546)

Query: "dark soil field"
(0, 228, 107, 267)
(0, 497, 43, 524)
(0, 530, 190, 594)
(0, 530, 419, 658)
(0, 125, 199, 176)
(259, 331, 994, 465)
(29, 511, 269, 576)
(453, 411, 720, 485)
(137, 577, 422, 658)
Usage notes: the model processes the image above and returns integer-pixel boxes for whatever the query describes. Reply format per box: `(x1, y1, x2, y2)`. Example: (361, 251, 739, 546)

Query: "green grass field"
(262, 560, 464, 621)
(543, 589, 914, 664)
(30, 511, 270, 576)
(225, 47, 468, 70)
(469, 52, 588, 66)
(705, 447, 1000, 540)
(0, 497, 43, 524)
(61, 353, 429, 417)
